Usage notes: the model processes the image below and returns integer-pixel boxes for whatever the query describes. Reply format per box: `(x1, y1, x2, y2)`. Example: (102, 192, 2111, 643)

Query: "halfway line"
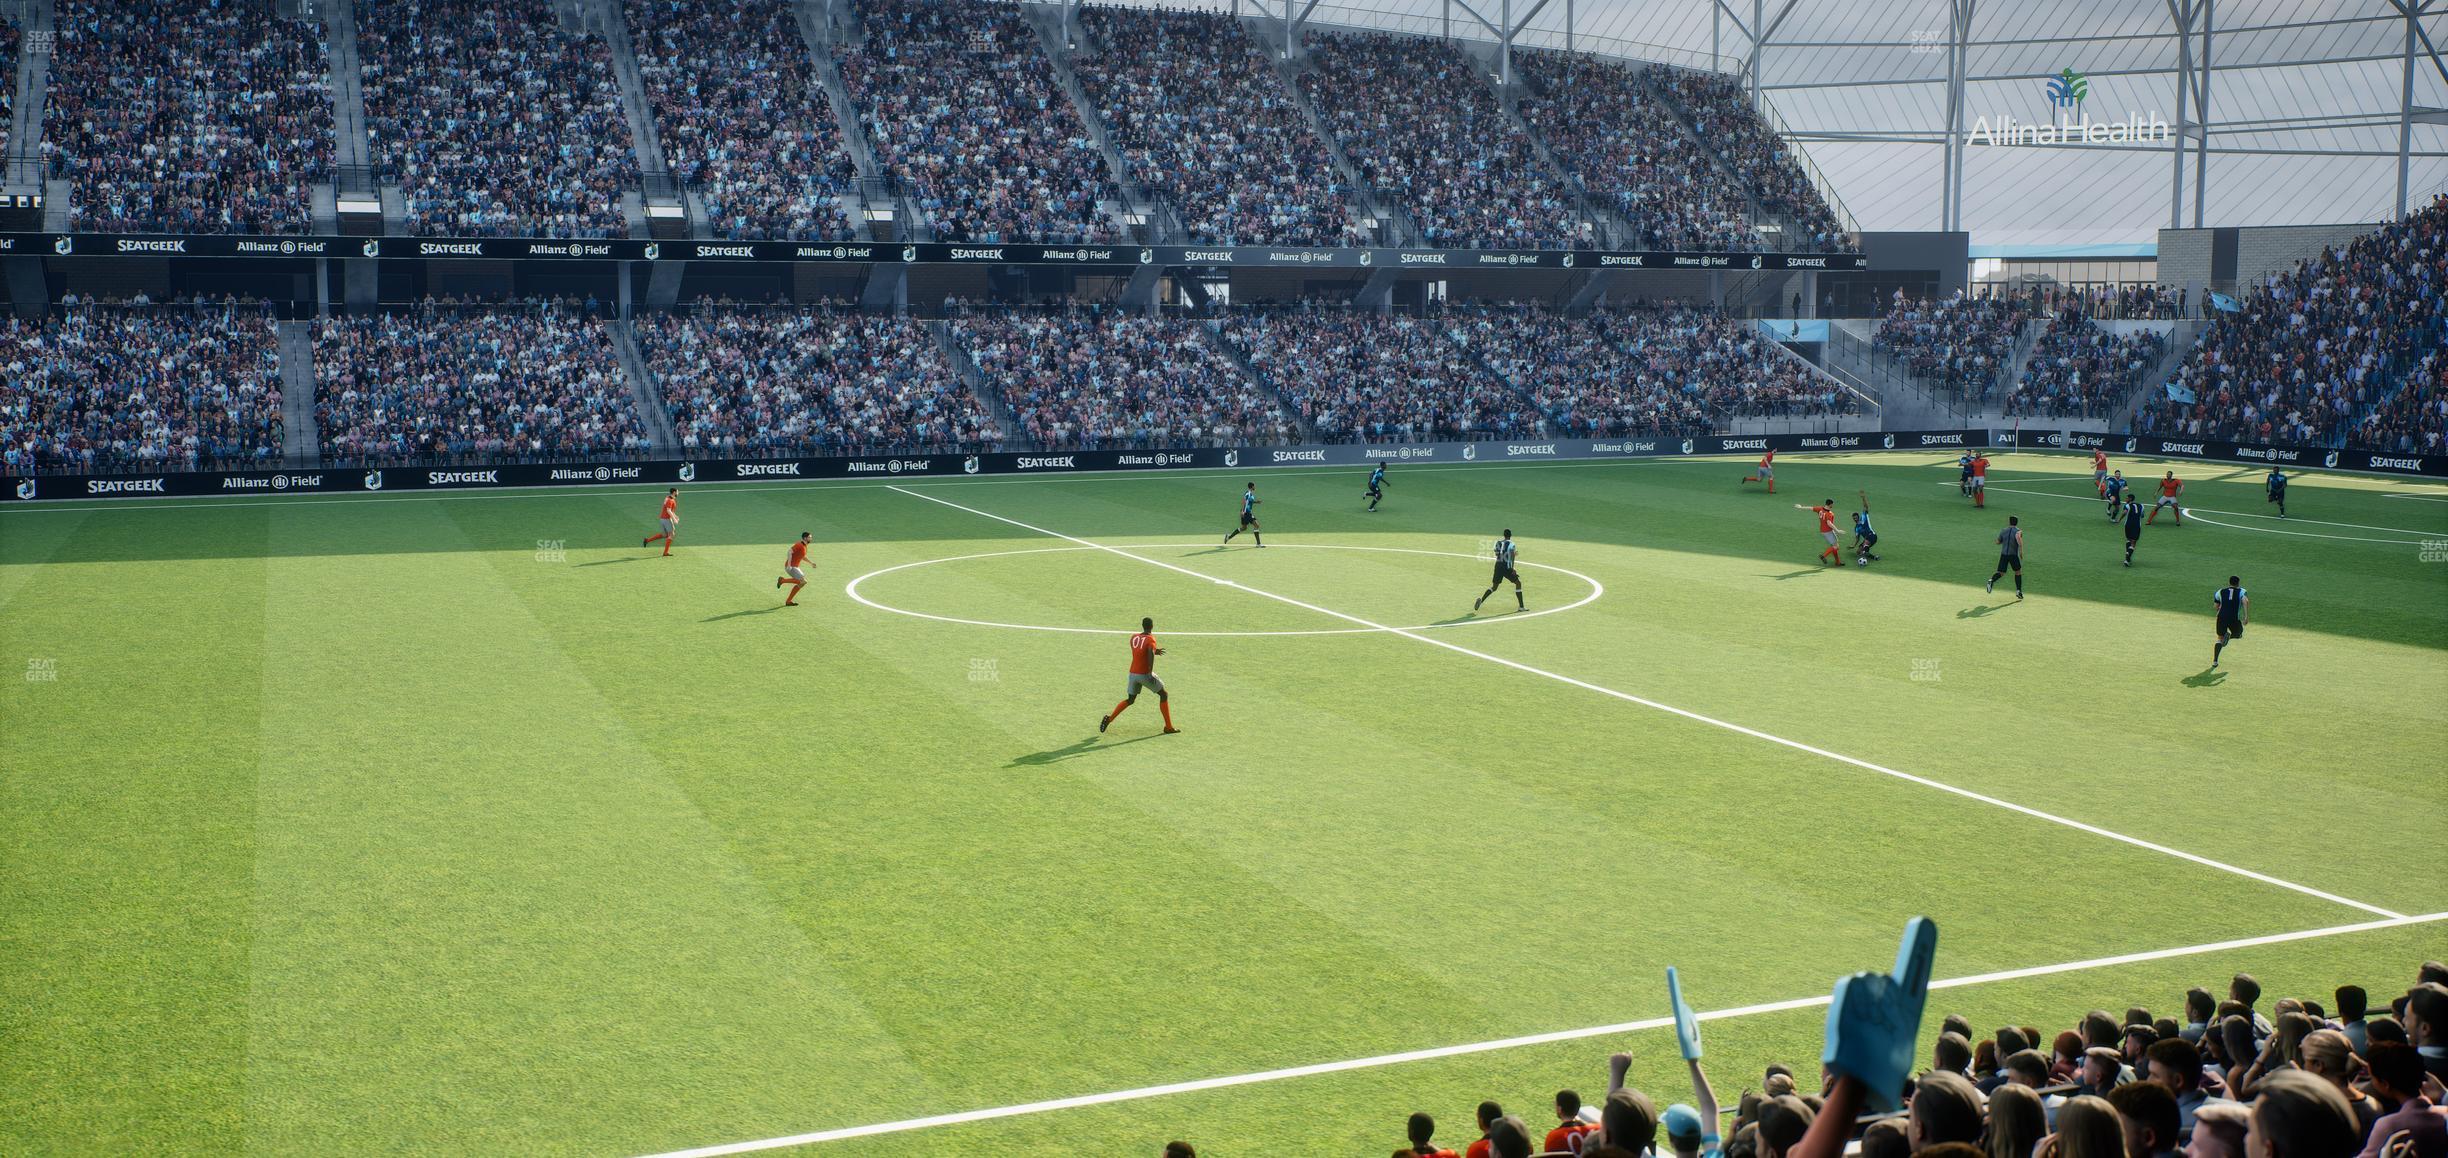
(885, 485, 2402, 921)
(633, 911, 2446, 1157)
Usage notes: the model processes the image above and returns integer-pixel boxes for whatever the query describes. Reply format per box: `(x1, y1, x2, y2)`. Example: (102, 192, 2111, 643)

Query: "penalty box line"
(883, 485, 2403, 922)
(634, 911, 2448, 1157)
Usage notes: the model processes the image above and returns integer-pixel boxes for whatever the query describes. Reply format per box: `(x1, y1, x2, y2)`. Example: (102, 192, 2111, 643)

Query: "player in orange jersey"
(2091, 446, 2110, 496)
(1100, 617, 1179, 735)
(643, 488, 679, 555)
(1968, 452, 1991, 507)
(776, 532, 812, 606)
(2146, 470, 2184, 524)
(1742, 447, 1776, 493)
(1797, 499, 1843, 565)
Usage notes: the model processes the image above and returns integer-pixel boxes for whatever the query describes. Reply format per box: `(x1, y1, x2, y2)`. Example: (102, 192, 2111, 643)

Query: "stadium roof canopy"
(1104, 0, 2448, 248)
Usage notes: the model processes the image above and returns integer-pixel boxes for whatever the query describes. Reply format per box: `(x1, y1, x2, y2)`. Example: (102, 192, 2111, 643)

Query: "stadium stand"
(1218, 308, 1542, 441)
(638, 305, 995, 456)
(357, 0, 640, 237)
(314, 302, 649, 464)
(2138, 196, 2446, 452)
(2001, 312, 2166, 422)
(624, 0, 859, 242)
(952, 305, 1298, 448)
(0, 302, 285, 474)
(1651, 69, 1848, 250)
(1450, 305, 1861, 436)
(1367, 967, 2448, 1158)
(1512, 53, 1757, 252)
(41, 0, 331, 234)
(1070, 6, 1362, 248)
(835, 0, 1118, 244)
(1874, 293, 2039, 400)
(1295, 30, 1587, 250)
(0, 18, 17, 161)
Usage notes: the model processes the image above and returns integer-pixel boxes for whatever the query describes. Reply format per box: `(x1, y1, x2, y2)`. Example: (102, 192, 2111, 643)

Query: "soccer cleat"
(1099, 713, 1112, 733)
(775, 577, 782, 588)
(643, 536, 652, 547)
(2015, 591, 2024, 601)
(1162, 727, 1181, 735)
(1985, 578, 1995, 594)
(1473, 593, 1487, 611)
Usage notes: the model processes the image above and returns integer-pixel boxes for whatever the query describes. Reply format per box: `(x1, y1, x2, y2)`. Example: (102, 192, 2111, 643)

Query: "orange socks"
(1109, 700, 1131, 721)
(1159, 701, 1174, 728)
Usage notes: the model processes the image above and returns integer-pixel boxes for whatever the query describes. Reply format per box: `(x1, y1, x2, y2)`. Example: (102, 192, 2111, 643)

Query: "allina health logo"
(1967, 68, 2171, 147)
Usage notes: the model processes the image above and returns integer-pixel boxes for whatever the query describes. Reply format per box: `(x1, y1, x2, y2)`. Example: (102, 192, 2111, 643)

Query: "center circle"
(843, 543, 1605, 637)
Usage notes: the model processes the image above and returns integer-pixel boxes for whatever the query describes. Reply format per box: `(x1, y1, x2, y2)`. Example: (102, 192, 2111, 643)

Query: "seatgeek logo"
(1016, 456, 1076, 470)
(1505, 443, 1557, 456)
(1271, 449, 1326, 463)
(2370, 456, 2423, 472)
(735, 462, 803, 477)
(427, 470, 500, 486)
(87, 478, 167, 495)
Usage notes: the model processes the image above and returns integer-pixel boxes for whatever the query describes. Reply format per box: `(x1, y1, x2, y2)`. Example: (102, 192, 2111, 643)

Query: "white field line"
(634, 911, 2448, 1158)
(887, 485, 2404, 921)
(2381, 493, 2448, 502)
(1949, 484, 2441, 532)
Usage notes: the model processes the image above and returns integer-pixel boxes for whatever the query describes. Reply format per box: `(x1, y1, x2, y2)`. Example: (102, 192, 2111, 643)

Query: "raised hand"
(1820, 917, 1938, 1113)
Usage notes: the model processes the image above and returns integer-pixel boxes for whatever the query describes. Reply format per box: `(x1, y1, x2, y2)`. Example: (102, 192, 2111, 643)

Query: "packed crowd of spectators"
(1072, 6, 1362, 248)
(953, 305, 1295, 447)
(1297, 31, 1588, 250)
(1346, 963, 2448, 1158)
(1450, 305, 1857, 436)
(2137, 197, 2446, 451)
(625, 0, 858, 241)
(315, 302, 648, 464)
(837, 0, 1117, 244)
(358, 0, 639, 237)
(1652, 69, 1848, 250)
(2001, 312, 2167, 421)
(1514, 53, 1757, 252)
(2352, 352, 2447, 456)
(41, 0, 331, 233)
(1, 18, 18, 160)
(1875, 293, 2039, 398)
(638, 305, 993, 455)
(0, 302, 286, 474)
(1218, 308, 1541, 441)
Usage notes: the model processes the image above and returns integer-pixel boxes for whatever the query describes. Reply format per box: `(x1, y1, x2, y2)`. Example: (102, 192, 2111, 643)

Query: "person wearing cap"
(1665, 1102, 1721, 1158)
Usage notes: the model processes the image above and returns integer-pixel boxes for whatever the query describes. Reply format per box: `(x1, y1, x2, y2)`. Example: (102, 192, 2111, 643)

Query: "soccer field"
(4, 450, 2443, 1156)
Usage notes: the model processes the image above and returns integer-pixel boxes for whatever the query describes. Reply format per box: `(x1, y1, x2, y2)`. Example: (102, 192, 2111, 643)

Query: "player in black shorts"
(2265, 469, 2289, 518)
(1222, 482, 1264, 547)
(1364, 464, 1387, 512)
(1474, 530, 1524, 612)
(2121, 495, 2144, 566)
(2212, 576, 2248, 667)
(1986, 516, 2024, 600)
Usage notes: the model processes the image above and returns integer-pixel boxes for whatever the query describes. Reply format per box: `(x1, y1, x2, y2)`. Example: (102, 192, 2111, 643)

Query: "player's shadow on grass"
(1956, 603, 2014, 619)
(1007, 733, 1166, 766)
(702, 606, 789, 623)
(573, 557, 644, 567)
(1176, 545, 1238, 557)
(1764, 568, 1822, 581)
(2181, 668, 2228, 687)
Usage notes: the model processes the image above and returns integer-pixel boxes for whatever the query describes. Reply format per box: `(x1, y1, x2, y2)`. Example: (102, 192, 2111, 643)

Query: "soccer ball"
(1856, 557, 1868, 566)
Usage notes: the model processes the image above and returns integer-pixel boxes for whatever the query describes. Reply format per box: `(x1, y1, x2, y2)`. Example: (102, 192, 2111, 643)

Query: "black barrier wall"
(10, 430, 2440, 503)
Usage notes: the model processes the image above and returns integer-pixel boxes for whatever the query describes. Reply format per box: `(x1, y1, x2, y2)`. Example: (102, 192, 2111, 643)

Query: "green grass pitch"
(3, 451, 2443, 1156)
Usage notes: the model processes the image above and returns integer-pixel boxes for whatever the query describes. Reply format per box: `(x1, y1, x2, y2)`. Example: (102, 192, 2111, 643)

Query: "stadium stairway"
(926, 319, 1021, 445)
(1197, 321, 1318, 442)
(585, 0, 691, 240)
(1641, 68, 1808, 252)
(1017, 3, 1150, 247)
(1453, 39, 1636, 250)
(1249, 17, 1427, 262)
(607, 318, 680, 455)
(274, 321, 320, 468)
(4, 0, 48, 181)
(319, 0, 373, 179)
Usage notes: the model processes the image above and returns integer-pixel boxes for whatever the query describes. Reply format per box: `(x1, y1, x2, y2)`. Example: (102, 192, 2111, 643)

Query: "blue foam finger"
(1668, 966, 1703, 1060)
(1821, 919, 1940, 1113)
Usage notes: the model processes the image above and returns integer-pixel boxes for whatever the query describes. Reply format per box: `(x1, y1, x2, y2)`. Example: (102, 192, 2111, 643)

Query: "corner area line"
(883, 486, 2405, 922)
(631, 912, 2446, 1158)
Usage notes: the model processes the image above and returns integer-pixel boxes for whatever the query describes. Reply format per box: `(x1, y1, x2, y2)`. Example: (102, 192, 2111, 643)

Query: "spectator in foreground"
(2336, 988, 2371, 1056)
(2107, 1080, 2182, 1158)
(2147, 1037, 2218, 1134)
(1861, 1117, 1911, 1158)
(1396, 1110, 1461, 1157)
(2190, 1102, 2254, 1158)
(2354, 1043, 2443, 1158)
(2407, 984, 2448, 1084)
(2050, 1094, 2130, 1158)
(1487, 1114, 1534, 1158)
(1918, 1071, 1989, 1150)
(2299, 1030, 2382, 1139)
(1163, 1143, 1194, 1158)
(2246, 1071, 2362, 1158)
(1987, 1082, 2051, 1158)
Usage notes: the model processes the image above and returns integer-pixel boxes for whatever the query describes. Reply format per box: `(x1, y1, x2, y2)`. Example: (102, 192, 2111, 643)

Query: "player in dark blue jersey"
(2121, 495, 2144, 566)
(1364, 464, 1387, 512)
(1852, 490, 1881, 565)
(2102, 469, 2129, 519)
(2265, 469, 2289, 518)
(2212, 576, 2249, 667)
(1958, 452, 1976, 495)
(1474, 530, 1524, 612)
(1222, 482, 1264, 547)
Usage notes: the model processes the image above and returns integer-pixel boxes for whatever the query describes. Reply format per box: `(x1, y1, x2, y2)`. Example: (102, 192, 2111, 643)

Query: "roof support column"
(1941, 0, 1972, 232)
(2193, 0, 2212, 227)
(2168, 0, 2197, 229)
